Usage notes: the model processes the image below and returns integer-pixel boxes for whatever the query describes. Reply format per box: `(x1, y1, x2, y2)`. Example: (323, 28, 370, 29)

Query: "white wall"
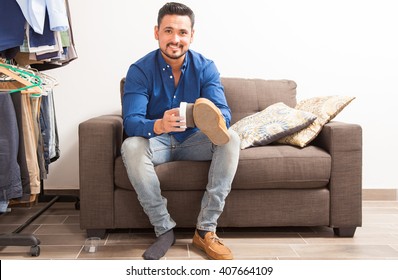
(44, 0, 398, 190)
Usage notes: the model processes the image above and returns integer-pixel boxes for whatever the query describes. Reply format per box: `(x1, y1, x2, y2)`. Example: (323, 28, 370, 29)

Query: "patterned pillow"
(277, 95, 355, 147)
(231, 102, 317, 149)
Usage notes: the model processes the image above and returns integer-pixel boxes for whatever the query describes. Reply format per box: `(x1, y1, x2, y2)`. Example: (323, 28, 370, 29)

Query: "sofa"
(78, 77, 362, 239)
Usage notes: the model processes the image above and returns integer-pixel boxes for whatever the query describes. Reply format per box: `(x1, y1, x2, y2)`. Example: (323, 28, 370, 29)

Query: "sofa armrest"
(312, 121, 362, 230)
(78, 115, 123, 230)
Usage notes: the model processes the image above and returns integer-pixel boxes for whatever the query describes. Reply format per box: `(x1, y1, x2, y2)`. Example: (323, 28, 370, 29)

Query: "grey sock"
(142, 229, 175, 260)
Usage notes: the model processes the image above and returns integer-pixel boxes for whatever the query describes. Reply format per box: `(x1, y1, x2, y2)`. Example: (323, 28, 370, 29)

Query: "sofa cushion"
(277, 95, 355, 147)
(231, 102, 317, 149)
(233, 145, 331, 189)
(221, 78, 298, 125)
(114, 144, 331, 192)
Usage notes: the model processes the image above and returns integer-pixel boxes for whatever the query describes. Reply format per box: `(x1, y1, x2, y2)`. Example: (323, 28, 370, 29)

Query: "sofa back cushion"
(221, 78, 297, 125)
(120, 78, 298, 126)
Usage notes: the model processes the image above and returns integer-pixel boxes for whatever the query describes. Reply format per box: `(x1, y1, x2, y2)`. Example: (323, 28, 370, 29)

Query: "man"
(121, 2, 240, 260)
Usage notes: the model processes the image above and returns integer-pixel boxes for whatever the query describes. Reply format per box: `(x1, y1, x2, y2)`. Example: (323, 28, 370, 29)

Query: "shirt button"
(173, 95, 176, 98)
(162, 68, 165, 71)
(169, 75, 173, 79)
(148, 132, 151, 136)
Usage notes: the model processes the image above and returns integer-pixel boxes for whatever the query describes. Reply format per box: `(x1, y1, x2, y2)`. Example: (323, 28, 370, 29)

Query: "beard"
(160, 43, 188, 60)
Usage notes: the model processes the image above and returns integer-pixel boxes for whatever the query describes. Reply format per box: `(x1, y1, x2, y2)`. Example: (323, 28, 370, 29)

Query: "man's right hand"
(154, 108, 187, 134)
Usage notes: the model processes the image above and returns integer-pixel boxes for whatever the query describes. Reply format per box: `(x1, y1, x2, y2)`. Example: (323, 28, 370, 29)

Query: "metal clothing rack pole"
(0, 195, 60, 257)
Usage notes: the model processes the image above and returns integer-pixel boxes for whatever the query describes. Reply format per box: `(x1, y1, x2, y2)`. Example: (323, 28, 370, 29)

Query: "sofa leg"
(333, 227, 357, 237)
(86, 229, 107, 239)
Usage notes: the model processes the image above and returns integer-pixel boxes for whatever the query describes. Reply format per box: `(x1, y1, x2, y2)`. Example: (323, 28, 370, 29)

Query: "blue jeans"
(0, 92, 22, 201)
(121, 129, 240, 237)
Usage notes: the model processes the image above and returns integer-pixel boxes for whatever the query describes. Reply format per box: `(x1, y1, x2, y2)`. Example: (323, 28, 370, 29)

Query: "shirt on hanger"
(16, 0, 69, 35)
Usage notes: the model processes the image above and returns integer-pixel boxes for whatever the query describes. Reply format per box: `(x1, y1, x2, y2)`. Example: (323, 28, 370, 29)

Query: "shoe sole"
(193, 98, 230, 145)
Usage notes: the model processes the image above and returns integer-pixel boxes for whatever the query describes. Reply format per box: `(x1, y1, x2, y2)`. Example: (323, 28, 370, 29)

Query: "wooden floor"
(1, 200, 398, 260)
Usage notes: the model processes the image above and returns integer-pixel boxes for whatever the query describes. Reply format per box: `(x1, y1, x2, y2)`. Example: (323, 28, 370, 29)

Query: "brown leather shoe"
(193, 98, 230, 145)
(192, 230, 233, 260)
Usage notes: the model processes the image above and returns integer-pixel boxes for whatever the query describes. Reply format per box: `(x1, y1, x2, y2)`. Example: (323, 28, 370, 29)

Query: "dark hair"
(157, 2, 195, 28)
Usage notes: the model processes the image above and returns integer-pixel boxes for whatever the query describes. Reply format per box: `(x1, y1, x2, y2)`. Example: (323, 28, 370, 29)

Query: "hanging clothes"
(0, 92, 23, 201)
(21, 93, 41, 195)
(0, 0, 72, 208)
(0, 0, 77, 70)
(16, 0, 69, 35)
(10, 91, 32, 196)
(1, 62, 60, 207)
(40, 89, 60, 172)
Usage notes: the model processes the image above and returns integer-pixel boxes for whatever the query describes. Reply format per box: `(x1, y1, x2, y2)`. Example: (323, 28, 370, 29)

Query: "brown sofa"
(78, 78, 362, 239)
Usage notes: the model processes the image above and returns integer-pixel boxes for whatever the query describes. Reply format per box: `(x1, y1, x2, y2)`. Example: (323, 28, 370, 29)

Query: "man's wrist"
(154, 119, 164, 134)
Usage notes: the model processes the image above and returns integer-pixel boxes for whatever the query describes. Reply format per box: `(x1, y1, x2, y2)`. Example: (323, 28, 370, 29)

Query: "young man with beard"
(121, 2, 240, 260)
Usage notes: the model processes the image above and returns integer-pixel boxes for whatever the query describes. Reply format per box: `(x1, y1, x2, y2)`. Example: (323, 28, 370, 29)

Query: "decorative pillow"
(277, 95, 355, 147)
(231, 102, 317, 149)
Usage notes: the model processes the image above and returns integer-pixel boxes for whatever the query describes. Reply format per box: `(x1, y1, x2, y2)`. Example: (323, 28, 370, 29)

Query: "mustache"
(167, 43, 182, 48)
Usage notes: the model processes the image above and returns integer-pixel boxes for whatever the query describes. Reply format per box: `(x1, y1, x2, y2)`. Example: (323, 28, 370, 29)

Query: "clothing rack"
(1, 0, 78, 257)
(0, 64, 61, 257)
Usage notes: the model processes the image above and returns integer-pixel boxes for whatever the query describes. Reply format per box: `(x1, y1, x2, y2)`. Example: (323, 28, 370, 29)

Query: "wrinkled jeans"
(121, 129, 240, 237)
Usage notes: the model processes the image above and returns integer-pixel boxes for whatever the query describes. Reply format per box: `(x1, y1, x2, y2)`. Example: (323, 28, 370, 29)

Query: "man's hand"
(154, 108, 186, 134)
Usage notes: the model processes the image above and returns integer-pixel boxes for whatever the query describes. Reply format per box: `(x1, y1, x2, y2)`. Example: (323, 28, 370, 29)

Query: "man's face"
(155, 14, 194, 63)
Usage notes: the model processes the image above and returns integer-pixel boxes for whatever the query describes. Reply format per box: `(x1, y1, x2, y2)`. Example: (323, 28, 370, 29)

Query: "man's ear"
(190, 29, 195, 43)
(154, 25, 159, 40)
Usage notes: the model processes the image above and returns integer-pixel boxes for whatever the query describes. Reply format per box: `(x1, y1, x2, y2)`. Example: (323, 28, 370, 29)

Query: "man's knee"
(121, 137, 149, 157)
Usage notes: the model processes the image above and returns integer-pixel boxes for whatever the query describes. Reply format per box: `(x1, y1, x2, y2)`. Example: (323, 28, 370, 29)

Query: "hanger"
(34, 69, 59, 93)
(0, 63, 42, 96)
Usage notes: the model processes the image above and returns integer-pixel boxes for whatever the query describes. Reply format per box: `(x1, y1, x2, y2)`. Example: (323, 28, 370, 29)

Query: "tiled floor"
(1, 200, 398, 260)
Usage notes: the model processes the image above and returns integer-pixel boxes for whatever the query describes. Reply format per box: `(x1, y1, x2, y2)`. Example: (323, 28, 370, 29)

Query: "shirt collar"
(157, 49, 189, 71)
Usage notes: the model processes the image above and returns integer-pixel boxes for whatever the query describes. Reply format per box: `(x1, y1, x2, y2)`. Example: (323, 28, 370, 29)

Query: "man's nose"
(172, 34, 180, 43)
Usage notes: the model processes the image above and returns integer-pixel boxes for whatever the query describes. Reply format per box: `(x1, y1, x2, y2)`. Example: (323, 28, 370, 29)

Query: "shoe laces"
(209, 233, 224, 245)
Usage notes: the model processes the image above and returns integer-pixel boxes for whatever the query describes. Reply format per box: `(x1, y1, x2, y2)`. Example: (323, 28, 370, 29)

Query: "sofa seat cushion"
(233, 144, 331, 189)
(114, 144, 331, 192)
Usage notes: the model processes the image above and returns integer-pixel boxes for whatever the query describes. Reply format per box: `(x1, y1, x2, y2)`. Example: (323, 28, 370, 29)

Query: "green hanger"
(0, 63, 42, 96)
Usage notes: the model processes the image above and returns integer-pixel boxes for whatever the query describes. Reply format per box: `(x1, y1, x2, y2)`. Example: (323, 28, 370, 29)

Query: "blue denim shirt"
(123, 49, 231, 143)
